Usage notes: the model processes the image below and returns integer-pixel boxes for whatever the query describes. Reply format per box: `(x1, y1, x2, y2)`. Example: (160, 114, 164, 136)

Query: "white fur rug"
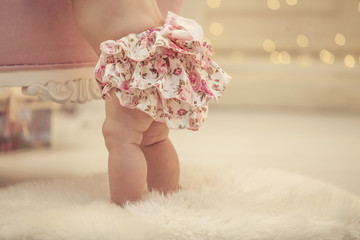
(0, 163, 360, 240)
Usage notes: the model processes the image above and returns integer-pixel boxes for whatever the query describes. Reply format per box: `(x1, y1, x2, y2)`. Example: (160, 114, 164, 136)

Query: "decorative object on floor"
(0, 163, 359, 239)
(0, 88, 56, 151)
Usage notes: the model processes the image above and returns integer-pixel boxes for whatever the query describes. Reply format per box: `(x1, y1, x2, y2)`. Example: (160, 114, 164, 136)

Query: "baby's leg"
(103, 90, 153, 206)
(140, 121, 180, 193)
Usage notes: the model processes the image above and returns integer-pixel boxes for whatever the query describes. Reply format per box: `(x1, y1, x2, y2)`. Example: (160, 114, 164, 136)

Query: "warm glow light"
(344, 55, 356, 68)
(279, 51, 291, 64)
(263, 39, 276, 52)
(210, 22, 224, 36)
(358, 1, 360, 13)
(270, 51, 280, 64)
(335, 33, 346, 46)
(207, 0, 222, 8)
(296, 34, 309, 48)
(267, 0, 280, 10)
(319, 49, 335, 64)
(270, 51, 291, 64)
(285, 0, 298, 5)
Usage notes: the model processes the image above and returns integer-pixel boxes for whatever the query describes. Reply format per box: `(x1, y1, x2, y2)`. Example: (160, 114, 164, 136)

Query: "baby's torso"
(72, 0, 164, 54)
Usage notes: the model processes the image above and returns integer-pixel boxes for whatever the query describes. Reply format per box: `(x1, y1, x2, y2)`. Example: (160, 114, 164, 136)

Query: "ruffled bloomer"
(95, 11, 231, 130)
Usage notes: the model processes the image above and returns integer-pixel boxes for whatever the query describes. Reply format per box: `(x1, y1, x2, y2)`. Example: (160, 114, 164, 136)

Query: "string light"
(296, 34, 309, 48)
(207, 0, 222, 9)
(263, 39, 276, 52)
(267, 0, 280, 10)
(270, 51, 281, 64)
(319, 49, 335, 64)
(261, 0, 359, 69)
(279, 51, 291, 64)
(285, 0, 298, 6)
(269, 51, 291, 64)
(335, 33, 346, 46)
(210, 22, 224, 36)
(344, 55, 355, 68)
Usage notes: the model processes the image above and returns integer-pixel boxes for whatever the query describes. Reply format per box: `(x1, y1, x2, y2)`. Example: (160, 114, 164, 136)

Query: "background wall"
(182, 0, 360, 111)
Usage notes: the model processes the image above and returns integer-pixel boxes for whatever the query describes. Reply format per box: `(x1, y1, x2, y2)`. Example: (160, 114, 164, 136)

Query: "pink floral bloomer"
(95, 11, 231, 130)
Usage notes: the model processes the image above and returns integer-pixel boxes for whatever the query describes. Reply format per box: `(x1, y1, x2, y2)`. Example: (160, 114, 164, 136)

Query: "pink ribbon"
(161, 11, 204, 41)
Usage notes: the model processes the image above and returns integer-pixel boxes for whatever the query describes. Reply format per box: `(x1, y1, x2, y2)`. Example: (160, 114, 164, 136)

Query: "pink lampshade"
(0, 0, 98, 72)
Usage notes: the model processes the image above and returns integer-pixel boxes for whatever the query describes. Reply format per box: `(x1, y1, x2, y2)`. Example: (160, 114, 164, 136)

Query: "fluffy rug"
(0, 163, 360, 240)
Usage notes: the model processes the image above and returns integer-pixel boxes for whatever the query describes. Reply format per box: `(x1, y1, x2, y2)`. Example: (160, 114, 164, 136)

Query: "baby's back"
(72, 0, 164, 53)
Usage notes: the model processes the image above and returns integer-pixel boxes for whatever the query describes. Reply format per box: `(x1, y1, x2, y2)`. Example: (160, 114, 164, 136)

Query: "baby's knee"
(102, 118, 143, 150)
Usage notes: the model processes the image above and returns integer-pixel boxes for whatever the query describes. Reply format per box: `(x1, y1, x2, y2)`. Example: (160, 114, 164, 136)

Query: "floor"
(0, 100, 359, 196)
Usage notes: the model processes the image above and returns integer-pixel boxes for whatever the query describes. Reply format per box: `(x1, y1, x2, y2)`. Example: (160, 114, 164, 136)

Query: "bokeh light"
(344, 55, 355, 68)
(263, 39, 276, 52)
(207, 0, 222, 9)
(335, 33, 346, 46)
(270, 51, 280, 64)
(279, 51, 291, 64)
(285, 0, 298, 6)
(210, 22, 224, 36)
(319, 49, 335, 64)
(267, 0, 280, 10)
(296, 34, 309, 48)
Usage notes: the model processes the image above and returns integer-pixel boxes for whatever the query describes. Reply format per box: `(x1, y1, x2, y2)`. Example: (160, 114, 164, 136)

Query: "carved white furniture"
(0, 0, 100, 104)
(1, 69, 101, 104)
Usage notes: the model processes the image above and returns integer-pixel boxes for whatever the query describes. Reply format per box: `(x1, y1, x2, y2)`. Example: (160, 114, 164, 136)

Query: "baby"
(72, 0, 230, 206)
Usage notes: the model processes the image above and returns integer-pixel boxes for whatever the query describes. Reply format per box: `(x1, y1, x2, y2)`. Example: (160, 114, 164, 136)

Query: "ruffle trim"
(95, 11, 231, 130)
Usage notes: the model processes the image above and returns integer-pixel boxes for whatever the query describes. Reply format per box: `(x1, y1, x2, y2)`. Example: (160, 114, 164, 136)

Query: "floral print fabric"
(95, 11, 231, 130)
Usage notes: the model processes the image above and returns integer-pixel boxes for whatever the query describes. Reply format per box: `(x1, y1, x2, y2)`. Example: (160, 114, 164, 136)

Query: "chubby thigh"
(102, 90, 154, 148)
